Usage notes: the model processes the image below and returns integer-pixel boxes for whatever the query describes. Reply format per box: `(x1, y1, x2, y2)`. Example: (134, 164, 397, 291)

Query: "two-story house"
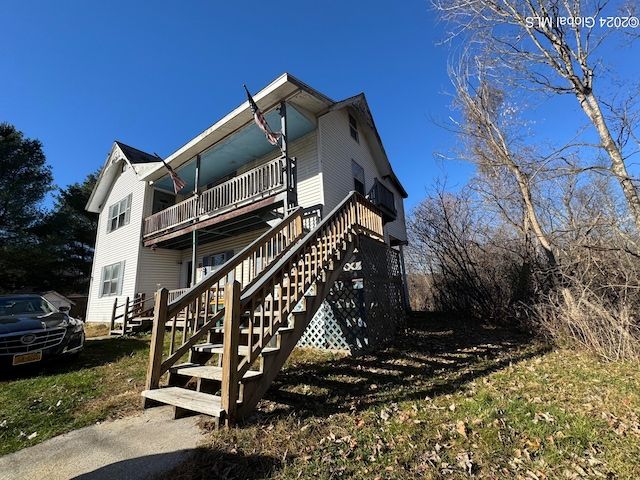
(85, 73, 409, 423)
(86, 72, 407, 329)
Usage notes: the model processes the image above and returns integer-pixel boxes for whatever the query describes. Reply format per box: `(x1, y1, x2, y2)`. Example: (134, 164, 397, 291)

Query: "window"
(201, 250, 234, 277)
(352, 160, 365, 195)
(107, 194, 132, 232)
(349, 113, 359, 142)
(100, 261, 125, 297)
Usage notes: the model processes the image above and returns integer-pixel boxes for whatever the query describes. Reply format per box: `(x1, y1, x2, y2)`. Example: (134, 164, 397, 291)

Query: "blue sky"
(1, 0, 638, 213)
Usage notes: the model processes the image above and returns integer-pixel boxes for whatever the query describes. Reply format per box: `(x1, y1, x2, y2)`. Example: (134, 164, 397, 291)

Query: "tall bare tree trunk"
(577, 91, 640, 232)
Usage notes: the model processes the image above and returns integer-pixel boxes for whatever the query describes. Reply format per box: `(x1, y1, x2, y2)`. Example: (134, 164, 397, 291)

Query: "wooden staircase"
(141, 192, 385, 426)
(109, 292, 156, 336)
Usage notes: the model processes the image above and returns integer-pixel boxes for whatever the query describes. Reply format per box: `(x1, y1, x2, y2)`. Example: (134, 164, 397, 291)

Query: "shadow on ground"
(147, 447, 281, 480)
(253, 311, 550, 421)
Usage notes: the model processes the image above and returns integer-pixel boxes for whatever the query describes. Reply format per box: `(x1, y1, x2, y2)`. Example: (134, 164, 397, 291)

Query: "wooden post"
(221, 281, 241, 426)
(110, 299, 117, 331)
(144, 288, 168, 407)
(123, 297, 130, 334)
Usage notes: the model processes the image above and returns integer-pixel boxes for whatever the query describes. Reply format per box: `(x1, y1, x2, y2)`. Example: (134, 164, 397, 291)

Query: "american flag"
(244, 85, 282, 146)
(155, 154, 187, 193)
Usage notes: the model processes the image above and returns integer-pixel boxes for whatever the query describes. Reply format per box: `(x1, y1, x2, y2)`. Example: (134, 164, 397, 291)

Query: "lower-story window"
(201, 251, 233, 277)
(100, 261, 125, 297)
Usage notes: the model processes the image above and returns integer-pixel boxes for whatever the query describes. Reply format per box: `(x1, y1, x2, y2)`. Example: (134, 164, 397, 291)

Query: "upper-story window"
(352, 160, 365, 195)
(107, 194, 132, 233)
(349, 113, 359, 143)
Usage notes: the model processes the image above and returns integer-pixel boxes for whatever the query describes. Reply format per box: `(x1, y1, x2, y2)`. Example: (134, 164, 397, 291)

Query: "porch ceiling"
(154, 104, 314, 193)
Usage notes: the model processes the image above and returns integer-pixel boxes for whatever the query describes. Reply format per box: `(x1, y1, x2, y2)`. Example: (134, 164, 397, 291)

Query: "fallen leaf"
(456, 452, 473, 474)
(456, 420, 468, 438)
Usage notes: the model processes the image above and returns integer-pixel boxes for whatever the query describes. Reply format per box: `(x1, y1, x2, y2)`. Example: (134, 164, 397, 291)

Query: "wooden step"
(141, 387, 224, 419)
(113, 317, 153, 327)
(169, 363, 262, 382)
(192, 343, 279, 356)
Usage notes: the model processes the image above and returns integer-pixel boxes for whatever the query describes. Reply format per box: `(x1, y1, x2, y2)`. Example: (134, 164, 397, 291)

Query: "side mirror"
(59, 306, 70, 312)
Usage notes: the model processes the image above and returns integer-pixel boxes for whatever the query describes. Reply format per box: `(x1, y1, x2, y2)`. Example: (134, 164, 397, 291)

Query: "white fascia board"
(85, 143, 123, 213)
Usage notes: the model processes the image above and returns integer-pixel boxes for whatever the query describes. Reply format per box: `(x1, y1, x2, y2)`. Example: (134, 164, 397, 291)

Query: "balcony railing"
(367, 178, 398, 222)
(367, 178, 397, 223)
(144, 158, 286, 239)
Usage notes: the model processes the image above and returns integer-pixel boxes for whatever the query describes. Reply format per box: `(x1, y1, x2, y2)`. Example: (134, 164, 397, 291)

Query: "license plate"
(13, 351, 43, 366)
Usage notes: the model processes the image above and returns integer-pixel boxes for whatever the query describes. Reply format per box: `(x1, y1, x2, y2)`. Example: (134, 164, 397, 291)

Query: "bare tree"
(432, 0, 640, 234)
(449, 57, 558, 267)
(407, 184, 531, 319)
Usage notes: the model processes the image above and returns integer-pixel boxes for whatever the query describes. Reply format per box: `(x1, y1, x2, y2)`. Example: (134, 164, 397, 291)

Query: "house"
(42, 291, 75, 312)
(86, 73, 408, 327)
(85, 73, 409, 422)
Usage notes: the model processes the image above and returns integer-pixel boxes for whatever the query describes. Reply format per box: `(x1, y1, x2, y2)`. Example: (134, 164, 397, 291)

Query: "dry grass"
(160, 313, 638, 479)
(3, 313, 639, 478)
(0, 336, 149, 455)
(83, 322, 111, 338)
(536, 288, 640, 362)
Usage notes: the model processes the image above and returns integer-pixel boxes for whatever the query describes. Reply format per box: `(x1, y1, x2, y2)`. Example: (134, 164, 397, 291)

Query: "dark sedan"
(0, 294, 85, 366)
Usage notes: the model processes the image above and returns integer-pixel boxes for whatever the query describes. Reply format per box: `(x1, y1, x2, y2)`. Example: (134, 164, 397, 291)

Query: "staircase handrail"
(166, 207, 303, 318)
(146, 192, 384, 393)
(150, 207, 304, 377)
(233, 191, 384, 376)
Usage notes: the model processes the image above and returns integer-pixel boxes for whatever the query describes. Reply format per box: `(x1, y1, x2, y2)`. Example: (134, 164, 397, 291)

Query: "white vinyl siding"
(292, 131, 322, 208)
(86, 163, 147, 323)
(233, 131, 322, 210)
(319, 109, 407, 244)
(319, 109, 378, 212)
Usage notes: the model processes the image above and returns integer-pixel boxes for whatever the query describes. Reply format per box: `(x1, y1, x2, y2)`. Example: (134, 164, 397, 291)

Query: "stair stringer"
(236, 239, 358, 419)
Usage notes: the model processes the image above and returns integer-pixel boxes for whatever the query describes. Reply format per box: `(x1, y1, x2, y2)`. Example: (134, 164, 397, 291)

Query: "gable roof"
(85, 141, 159, 213)
(329, 94, 408, 198)
(115, 141, 158, 164)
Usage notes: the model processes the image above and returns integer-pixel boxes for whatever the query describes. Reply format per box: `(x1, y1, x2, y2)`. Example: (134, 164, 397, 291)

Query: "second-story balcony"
(143, 158, 290, 247)
(367, 178, 397, 224)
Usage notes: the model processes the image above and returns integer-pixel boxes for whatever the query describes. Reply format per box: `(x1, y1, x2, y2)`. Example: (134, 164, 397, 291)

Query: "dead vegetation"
(158, 313, 640, 479)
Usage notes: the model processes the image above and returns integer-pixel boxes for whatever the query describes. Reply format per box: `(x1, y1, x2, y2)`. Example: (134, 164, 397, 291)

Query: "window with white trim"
(349, 113, 359, 143)
(100, 261, 125, 297)
(107, 194, 132, 232)
(352, 160, 365, 195)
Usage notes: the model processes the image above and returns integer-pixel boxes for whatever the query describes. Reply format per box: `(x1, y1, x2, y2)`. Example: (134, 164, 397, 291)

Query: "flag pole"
(191, 154, 201, 287)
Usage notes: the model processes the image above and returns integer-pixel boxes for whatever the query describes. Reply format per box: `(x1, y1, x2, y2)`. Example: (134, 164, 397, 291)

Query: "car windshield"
(0, 297, 58, 316)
